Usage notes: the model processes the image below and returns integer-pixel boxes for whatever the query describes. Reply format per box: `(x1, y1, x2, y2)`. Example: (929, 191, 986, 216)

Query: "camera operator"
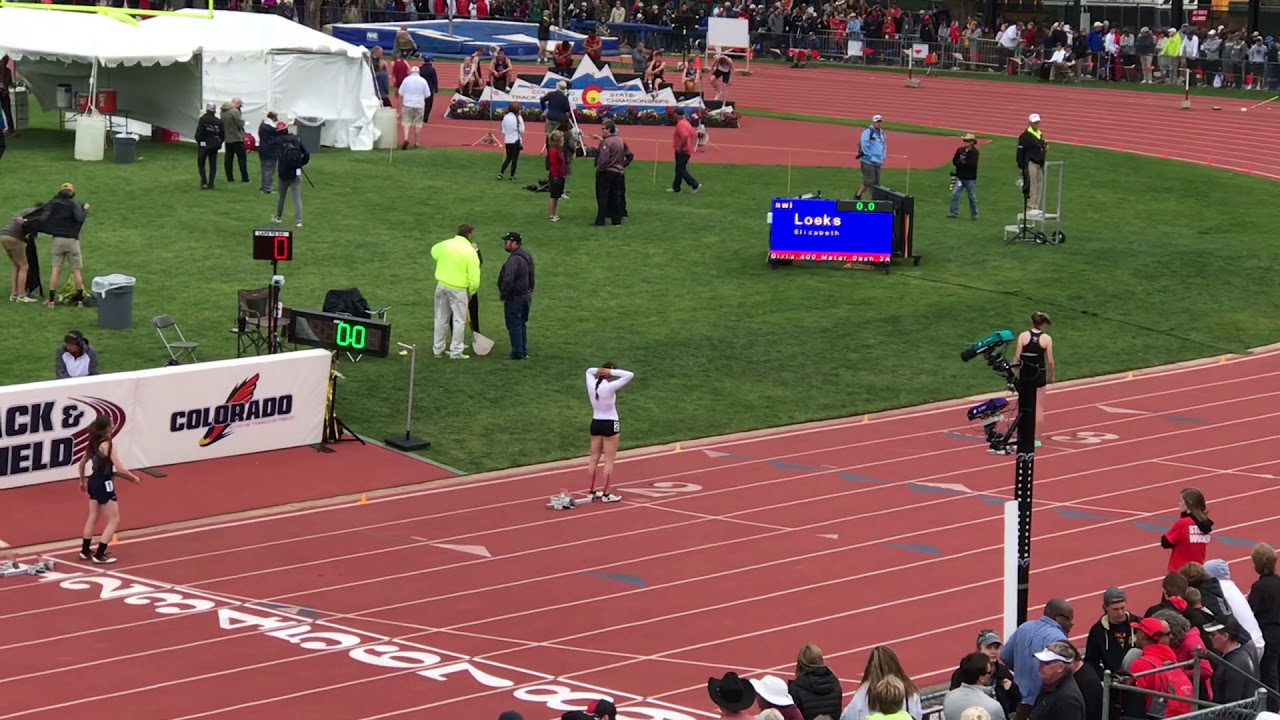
(3, 202, 40, 303)
(24, 183, 89, 307)
(56, 330, 99, 379)
(592, 120, 627, 227)
(273, 122, 309, 228)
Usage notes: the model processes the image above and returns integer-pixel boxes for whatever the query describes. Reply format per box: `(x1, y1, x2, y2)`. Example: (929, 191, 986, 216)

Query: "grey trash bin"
(113, 133, 139, 164)
(92, 274, 136, 330)
(294, 117, 324, 152)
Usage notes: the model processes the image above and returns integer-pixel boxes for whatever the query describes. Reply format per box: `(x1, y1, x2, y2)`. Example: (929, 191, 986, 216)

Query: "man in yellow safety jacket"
(431, 224, 481, 359)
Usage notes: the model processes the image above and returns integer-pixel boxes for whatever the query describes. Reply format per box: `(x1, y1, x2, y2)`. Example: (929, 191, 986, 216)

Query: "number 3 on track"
(1047, 431, 1119, 445)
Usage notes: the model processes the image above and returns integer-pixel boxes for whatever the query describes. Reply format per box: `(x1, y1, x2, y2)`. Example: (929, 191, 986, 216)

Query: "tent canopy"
(0, 8, 197, 66)
(140, 10, 369, 63)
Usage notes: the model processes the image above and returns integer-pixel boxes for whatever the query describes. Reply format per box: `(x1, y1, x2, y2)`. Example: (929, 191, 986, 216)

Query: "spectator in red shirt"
(546, 129, 568, 222)
(584, 29, 603, 66)
(1162, 488, 1214, 573)
(1126, 618, 1195, 717)
(669, 114, 701, 194)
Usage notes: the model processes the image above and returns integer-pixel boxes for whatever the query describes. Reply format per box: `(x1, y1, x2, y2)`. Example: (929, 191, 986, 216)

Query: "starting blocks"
(1, 558, 57, 578)
(546, 491, 577, 511)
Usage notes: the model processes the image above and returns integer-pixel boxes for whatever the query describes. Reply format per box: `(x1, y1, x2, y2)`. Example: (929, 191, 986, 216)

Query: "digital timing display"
(768, 198, 895, 263)
(286, 309, 391, 358)
(253, 228, 294, 262)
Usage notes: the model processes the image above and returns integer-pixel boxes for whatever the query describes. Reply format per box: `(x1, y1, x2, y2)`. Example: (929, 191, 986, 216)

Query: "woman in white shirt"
(497, 102, 525, 181)
(585, 363, 633, 503)
(841, 646, 923, 720)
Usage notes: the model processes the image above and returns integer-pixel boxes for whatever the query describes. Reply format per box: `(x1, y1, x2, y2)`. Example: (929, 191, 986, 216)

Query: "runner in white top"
(585, 363, 634, 503)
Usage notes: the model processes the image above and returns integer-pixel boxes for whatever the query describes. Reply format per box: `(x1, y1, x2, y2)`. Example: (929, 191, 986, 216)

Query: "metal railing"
(1101, 646, 1272, 720)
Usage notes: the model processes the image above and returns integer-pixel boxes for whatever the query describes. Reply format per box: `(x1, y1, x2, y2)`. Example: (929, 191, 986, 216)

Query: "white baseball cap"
(1035, 648, 1072, 664)
(872, 114, 883, 122)
(1028, 113, 1041, 123)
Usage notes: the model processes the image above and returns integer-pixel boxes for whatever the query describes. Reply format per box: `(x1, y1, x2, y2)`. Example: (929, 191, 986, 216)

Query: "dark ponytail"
(595, 362, 616, 400)
(1031, 311, 1052, 329)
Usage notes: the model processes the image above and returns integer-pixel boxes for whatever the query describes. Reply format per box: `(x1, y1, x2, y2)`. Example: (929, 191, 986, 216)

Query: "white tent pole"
(88, 58, 99, 116)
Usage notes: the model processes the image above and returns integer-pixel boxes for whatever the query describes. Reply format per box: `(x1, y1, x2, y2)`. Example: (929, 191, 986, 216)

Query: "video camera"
(960, 330, 1017, 391)
(961, 330, 1021, 454)
(967, 397, 1016, 455)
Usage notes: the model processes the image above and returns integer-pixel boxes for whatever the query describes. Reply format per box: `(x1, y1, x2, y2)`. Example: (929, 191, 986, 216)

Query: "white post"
(1003, 500, 1019, 641)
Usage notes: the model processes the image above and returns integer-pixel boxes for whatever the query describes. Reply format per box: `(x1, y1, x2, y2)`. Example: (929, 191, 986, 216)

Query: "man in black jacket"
(951, 630, 1021, 717)
(1084, 587, 1138, 679)
(497, 231, 534, 361)
(1016, 113, 1047, 216)
(195, 103, 225, 189)
(1029, 647, 1085, 720)
(25, 184, 89, 307)
(949, 132, 980, 220)
(1205, 620, 1258, 703)
(1249, 542, 1280, 710)
(1145, 572, 1189, 618)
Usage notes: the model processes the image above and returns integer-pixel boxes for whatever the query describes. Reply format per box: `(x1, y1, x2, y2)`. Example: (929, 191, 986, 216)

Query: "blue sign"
(768, 198, 895, 263)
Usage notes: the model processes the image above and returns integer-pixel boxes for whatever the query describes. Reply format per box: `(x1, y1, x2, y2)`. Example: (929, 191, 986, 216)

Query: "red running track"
(4, 348, 1280, 720)
(429, 59, 1280, 179)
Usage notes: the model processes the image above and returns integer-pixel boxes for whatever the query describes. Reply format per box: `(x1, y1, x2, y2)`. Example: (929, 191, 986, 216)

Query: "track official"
(1017, 114, 1048, 215)
(855, 114, 886, 200)
(431, 224, 481, 360)
(949, 133, 980, 219)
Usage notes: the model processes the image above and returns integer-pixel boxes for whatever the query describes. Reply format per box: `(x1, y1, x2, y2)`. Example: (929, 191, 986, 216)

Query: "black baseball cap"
(502, 232, 523, 244)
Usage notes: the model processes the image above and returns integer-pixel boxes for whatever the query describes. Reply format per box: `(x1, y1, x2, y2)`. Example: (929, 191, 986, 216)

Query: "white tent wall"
(16, 58, 203, 137)
(140, 11, 381, 151)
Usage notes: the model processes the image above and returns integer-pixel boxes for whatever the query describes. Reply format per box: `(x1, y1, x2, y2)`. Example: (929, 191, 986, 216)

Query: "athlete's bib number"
(104, 479, 114, 493)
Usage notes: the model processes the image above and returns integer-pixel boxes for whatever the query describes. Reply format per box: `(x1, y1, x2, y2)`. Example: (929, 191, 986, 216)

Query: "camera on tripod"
(271, 274, 285, 288)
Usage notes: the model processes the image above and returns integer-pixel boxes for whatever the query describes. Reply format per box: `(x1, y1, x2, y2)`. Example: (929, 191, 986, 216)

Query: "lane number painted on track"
(625, 481, 703, 499)
(1047, 431, 1120, 445)
(38, 573, 704, 720)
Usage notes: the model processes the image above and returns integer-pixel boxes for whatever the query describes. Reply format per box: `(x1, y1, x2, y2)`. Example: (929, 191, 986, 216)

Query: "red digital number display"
(253, 229, 293, 261)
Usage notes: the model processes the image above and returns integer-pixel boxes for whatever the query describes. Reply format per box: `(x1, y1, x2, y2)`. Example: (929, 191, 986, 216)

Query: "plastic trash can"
(113, 133, 139, 164)
(295, 116, 325, 152)
(92, 274, 136, 330)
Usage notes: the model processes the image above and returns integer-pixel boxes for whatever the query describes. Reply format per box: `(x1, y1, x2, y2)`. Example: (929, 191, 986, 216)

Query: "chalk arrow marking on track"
(910, 482, 973, 494)
(702, 449, 753, 460)
(1097, 405, 1149, 415)
(431, 543, 492, 558)
(817, 534, 839, 540)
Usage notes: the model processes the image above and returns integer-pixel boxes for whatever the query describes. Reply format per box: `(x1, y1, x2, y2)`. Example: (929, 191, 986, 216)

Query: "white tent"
(0, 8, 380, 150)
(139, 10, 380, 150)
(0, 8, 204, 136)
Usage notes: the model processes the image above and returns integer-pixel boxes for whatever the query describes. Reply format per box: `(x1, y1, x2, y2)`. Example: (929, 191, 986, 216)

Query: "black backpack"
(281, 138, 308, 169)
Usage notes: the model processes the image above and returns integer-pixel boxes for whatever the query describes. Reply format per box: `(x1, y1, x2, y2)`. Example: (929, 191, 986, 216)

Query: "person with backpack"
(195, 103, 225, 189)
(1127, 617, 1195, 718)
(273, 122, 309, 228)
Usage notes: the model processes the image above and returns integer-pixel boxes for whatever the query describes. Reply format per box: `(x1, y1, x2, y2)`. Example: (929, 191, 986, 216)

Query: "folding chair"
(232, 288, 272, 357)
(154, 314, 199, 363)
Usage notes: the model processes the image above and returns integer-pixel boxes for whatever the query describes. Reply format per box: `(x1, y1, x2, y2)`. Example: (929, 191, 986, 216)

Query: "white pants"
(433, 283, 469, 357)
(1027, 163, 1045, 211)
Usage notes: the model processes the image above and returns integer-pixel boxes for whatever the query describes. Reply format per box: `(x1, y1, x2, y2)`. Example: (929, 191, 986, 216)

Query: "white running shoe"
(600, 493, 622, 503)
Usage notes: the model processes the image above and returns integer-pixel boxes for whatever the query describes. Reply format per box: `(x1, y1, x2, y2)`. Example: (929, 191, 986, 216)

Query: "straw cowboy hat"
(707, 672, 757, 713)
(961, 133, 977, 142)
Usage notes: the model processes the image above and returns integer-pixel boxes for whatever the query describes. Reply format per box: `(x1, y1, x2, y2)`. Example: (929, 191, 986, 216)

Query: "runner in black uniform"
(77, 415, 141, 564)
(1015, 311, 1055, 447)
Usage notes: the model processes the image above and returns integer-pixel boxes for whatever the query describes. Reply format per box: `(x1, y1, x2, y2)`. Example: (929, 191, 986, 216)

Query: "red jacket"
(549, 146, 567, 180)
(1129, 643, 1194, 716)
(1163, 514, 1212, 573)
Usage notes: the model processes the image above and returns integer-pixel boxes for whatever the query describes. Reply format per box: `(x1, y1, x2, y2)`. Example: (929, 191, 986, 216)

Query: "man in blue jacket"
(855, 114, 886, 201)
(1002, 597, 1074, 720)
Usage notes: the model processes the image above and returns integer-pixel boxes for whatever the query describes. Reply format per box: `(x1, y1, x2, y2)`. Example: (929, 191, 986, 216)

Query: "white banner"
(0, 350, 331, 490)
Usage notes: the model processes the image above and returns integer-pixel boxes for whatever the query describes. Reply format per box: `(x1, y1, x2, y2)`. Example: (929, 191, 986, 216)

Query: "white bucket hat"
(749, 675, 796, 707)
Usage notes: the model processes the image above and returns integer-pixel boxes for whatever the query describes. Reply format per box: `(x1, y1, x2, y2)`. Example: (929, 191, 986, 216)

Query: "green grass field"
(3, 100, 1278, 474)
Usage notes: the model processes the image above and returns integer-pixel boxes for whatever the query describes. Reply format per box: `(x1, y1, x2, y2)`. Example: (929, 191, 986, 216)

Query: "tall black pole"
(267, 258, 280, 354)
(1013, 376, 1038, 627)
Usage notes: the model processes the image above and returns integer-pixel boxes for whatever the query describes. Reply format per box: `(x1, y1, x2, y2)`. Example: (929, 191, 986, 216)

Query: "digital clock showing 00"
(285, 309, 392, 358)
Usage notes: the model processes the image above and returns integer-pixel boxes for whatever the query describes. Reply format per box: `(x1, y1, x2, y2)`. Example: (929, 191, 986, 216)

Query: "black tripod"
(267, 259, 282, 354)
(1010, 162, 1045, 244)
(319, 359, 364, 451)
